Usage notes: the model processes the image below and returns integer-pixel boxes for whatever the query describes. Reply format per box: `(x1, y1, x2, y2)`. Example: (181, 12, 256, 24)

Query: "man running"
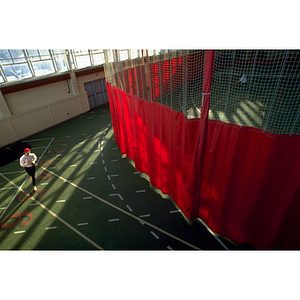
(20, 148, 37, 191)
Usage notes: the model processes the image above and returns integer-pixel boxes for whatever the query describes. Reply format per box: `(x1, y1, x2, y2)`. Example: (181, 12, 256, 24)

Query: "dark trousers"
(25, 165, 36, 186)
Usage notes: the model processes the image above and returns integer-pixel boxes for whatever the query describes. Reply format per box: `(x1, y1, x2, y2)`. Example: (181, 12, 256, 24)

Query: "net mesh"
(209, 50, 300, 135)
(104, 49, 300, 135)
(104, 49, 205, 117)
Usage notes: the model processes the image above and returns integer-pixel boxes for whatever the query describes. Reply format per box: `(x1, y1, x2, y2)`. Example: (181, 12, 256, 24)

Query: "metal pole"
(158, 52, 162, 104)
(169, 50, 172, 109)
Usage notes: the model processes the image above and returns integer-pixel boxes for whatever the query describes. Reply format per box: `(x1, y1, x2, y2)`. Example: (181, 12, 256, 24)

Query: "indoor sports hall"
(0, 49, 300, 251)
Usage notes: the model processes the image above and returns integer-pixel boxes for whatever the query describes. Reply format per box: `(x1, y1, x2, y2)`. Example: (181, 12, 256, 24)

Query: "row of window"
(0, 49, 164, 84)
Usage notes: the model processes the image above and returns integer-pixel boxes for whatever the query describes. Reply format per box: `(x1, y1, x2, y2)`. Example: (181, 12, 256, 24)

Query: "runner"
(19, 148, 37, 191)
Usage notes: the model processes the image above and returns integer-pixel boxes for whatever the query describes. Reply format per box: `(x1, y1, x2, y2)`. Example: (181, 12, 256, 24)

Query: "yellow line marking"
(0, 173, 104, 250)
(41, 167, 201, 250)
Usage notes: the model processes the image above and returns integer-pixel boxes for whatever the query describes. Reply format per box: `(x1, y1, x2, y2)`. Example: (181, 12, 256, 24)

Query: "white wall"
(0, 93, 89, 148)
(0, 70, 106, 148)
(5, 81, 71, 115)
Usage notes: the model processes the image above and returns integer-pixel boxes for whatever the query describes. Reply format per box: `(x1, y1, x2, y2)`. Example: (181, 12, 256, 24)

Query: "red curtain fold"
(107, 83, 203, 218)
(107, 81, 300, 249)
(106, 50, 300, 249)
(201, 121, 300, 249)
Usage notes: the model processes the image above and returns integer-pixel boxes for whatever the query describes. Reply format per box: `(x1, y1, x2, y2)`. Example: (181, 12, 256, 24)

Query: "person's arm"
(31, 153, 37, 165)
(20, 156, 26, 167)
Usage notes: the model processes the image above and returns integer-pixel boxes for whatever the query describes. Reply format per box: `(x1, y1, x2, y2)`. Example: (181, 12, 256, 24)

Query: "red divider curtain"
(107, 51, 300, 249)
(108, 85, 204, 219)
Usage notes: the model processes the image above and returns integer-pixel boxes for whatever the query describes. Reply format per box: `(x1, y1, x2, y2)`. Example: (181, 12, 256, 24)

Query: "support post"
(192, 49, 215, 220)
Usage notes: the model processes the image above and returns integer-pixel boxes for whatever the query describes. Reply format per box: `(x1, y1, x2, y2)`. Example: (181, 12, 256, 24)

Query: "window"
(27, 49, 55, 76)
(52, 50, 68, 72)
(0, 49, 159, 84)
(119, 50, 129, 61)
(72, 49, 91, 69)
(0, 50, 32, 81)
(90, 49, 105, 65)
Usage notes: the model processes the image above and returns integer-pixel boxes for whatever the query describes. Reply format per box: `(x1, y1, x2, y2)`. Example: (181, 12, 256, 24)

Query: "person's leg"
(25, 166, 36, 187)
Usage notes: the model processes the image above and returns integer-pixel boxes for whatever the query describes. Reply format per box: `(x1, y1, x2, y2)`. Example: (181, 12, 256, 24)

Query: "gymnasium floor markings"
(0, 137, 54, 222)
(0, 106, 229, 250)
(40, 165, 201, 250)
(0, 172, 104, 250)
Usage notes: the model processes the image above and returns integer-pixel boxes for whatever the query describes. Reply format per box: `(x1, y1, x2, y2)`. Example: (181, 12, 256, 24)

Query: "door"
(84, 78, 108, 109)
(84, 81, 97, 109)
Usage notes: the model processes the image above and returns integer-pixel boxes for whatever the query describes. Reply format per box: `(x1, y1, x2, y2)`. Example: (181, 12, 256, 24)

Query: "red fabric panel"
(201, 120, 300, 249)
(107, 83, 202, 218)
(107, 81, 300, 249)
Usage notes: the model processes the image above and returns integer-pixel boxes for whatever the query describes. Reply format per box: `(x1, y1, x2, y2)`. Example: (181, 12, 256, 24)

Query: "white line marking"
(150, 231, 160, 239)
(140, 214, 150, 218)
(0, 187, 18, 191)
(107, 175, 111, 180)
(136, 190, 146, 193)
(0, 173, 104, 249)
(41, 183, 49, 185)
(111, 184, 116, 190)
(39, 167, 201, 250)
(46, 226, 57, 230)
(77, 222, 88, 226)
(110, 174, 119, 177)
(94, 150, 100, 152)
(0, 207, 7, 210)
(126, 205, 133, 212)
(56, 200, 66, 203)
(24, 137, 54, 142)
(0, 137, 54, 222)
(167, 246, 174, 250)
(70, 165, 77, 167)
(101, 153, 104, 157)
(102, 160, 105, 164)
(83, 196, 92, 200)
(87, 177, 95, 180)
(134, 171, 140, 174)
(169, 210, 180, 213)
(104, 167, 107, 172)
(79, 142, 84, 144)
(0, 171, 25, 175)
(14, 231, 25, 234)
(110, 193, 123, 200)
(197, 218, 228, 250)
(31, 146, 48, 150)
(111, 159, 119, 162)
(64, 180, 72, 183)
(108, 218, 119, 222)
(30, 203, 39, 206)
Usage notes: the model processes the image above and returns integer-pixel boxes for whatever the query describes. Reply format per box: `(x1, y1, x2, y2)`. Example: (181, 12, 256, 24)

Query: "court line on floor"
(0, 173, 104, 250)
(0, 138, 54, 222)
(41, 166, 201, 250)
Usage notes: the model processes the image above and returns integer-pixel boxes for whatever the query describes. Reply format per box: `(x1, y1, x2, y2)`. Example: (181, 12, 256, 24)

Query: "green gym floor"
(0, 103, 246, 250)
